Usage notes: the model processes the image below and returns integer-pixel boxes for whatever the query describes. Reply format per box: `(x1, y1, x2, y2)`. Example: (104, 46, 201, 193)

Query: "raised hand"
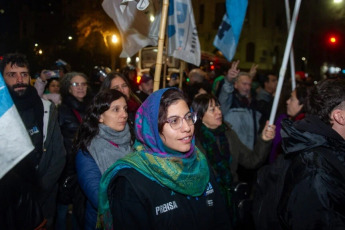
(226, 60, 240, 82)
(249, 63, 259, 78)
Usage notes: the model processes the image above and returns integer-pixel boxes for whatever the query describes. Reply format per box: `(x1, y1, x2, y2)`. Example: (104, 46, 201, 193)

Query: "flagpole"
(179, 61, 185, 89)
(269, 0, 302, 125)
(153, 0, 169, 92)
(285, 0, 296, 90)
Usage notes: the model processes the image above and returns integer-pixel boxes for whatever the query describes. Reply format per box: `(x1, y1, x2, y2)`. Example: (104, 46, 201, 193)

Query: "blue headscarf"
(97, 88, 210, 229)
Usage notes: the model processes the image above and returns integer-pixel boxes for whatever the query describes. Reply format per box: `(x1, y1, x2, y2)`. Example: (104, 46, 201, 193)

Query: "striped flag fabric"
(213, 0, 248, 61)
(0, 73, 34, 179)
(167, 0, 201, 66)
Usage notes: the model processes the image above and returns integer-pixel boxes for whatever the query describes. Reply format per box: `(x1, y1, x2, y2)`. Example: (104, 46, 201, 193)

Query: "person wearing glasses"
(57, 72, 93, 229)
(191, 93, 275, 227)
(97, 88, 231, 229)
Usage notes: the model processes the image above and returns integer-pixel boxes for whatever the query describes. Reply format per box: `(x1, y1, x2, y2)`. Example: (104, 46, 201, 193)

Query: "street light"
(110, 34, 119, 70)
(333, 0, 343, 3)
(112, 34, 118, 44)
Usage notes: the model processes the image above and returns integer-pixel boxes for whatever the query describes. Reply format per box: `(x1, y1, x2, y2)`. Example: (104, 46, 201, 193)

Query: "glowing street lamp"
(112, 34, 118, 44)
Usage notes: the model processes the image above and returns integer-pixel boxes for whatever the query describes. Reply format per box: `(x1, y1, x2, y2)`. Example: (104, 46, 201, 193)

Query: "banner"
(0, 73, 34, 179)
(167, 0, 201, 66)
(102, 0, 161, 57)
(213, 0, 248, 61)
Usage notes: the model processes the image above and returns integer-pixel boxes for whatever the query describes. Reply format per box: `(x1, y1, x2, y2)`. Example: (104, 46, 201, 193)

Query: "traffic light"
(329, 35, 337, 45)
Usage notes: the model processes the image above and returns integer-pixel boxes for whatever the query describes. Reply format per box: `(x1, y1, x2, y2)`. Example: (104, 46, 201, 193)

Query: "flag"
(102, 0, 201, 66)
(213, 0, 248, 61)
(102, 0, 161, 58)
(0, 73, 34, 179)
(167, 0, 201, 66)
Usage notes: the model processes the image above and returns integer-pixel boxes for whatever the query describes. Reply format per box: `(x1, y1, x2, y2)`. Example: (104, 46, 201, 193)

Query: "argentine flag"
(0, 73, 34, 179)
(213, 0, 248, 61)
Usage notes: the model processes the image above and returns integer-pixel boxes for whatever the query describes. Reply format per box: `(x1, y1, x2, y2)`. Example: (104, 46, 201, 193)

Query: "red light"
(136, 76, 141, 84)
(210, 65, 215, 70)
(329, 36, 337, 44)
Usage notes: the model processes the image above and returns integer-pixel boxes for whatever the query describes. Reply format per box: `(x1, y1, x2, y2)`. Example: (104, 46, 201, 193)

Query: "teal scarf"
(97, 88, 210, 229)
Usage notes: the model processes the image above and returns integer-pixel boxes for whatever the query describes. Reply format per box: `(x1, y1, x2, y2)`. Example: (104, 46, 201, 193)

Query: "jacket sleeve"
(39, 104, 66, 197)
(34, 77, 46, 97)
(278, 161, 345, 229)
(218, 80, 234, 115)
(233, 129, 271, 169)
(108, 175, 151, 229)
(76, 150, 102, 209)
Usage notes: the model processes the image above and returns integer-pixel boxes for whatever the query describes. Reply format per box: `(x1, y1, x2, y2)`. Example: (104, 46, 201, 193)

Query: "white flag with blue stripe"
(167, 0, 201, 66)
(0, 73, 34, 179)
(213, 0, 248, 61)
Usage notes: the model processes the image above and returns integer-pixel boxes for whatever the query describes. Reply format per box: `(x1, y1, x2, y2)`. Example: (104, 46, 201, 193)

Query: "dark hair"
(100, 71, 141, 104)
(306, 78, 345, 125)
(158, 88, 188, 134)
(73, 89, 127, 152)
(0, 53, 30, 75)
(257, 72, 277, 88)
(191, 93, 220, 128)
(59, 71, 89, 99)
(100, 72, 129, 92)
(295, 85, 309, 106)
(45, 78, 60, 92)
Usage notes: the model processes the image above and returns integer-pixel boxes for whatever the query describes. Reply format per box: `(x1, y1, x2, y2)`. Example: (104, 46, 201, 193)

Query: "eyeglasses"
(165, 112, 197, 130)
(71, 82, 87, 87)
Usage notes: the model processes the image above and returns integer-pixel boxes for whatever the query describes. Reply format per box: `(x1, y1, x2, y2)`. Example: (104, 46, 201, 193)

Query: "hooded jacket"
(278, 115, 345, 229)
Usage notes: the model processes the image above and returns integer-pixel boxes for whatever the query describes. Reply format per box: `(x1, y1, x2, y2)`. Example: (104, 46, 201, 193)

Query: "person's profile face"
(159, 99, 194, 153)
(286, 90, 303, 117)
(3, 63, 30, 97)
(99, 97, 128, 131)
(139, 79, 153, 95)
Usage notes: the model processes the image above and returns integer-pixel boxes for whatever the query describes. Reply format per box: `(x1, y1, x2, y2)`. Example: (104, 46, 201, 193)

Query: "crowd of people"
(1, 52, 345, 230)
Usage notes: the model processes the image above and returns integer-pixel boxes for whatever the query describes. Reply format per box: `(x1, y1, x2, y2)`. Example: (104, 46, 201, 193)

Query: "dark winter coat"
(107, 168, 231, 230)
(278, 115, 345, 229)
(195, 122, 272, 182)
(58, 95, 88, 204)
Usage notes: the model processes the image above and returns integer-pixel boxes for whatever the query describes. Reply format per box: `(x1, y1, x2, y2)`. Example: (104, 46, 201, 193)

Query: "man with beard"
(0, 53, 66, 229)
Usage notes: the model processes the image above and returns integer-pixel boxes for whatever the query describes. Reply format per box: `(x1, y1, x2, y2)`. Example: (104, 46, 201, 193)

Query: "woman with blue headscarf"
(97, 88, 231, 229)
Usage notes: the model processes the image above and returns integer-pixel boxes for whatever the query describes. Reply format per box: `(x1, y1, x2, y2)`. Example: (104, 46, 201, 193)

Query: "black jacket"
(278, 115, 345, 229)
(108, 168, 231, 230)
(58, 95, 89, 204)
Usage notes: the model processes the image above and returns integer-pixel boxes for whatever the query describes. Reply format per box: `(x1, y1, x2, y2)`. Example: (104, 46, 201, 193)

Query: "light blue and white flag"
(0, 73, 34, 179)
(213, 0, 248, 61)
(167, 0, 201, 66)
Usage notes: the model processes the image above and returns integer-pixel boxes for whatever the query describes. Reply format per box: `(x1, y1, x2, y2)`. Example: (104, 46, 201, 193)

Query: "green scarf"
(199, 123, 232, 199)
(97, 141, 209, 229)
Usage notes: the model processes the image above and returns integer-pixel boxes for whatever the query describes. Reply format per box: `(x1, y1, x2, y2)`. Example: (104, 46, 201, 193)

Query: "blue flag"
(0, 73, 34, 179)
(213, 0, 248, 61)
